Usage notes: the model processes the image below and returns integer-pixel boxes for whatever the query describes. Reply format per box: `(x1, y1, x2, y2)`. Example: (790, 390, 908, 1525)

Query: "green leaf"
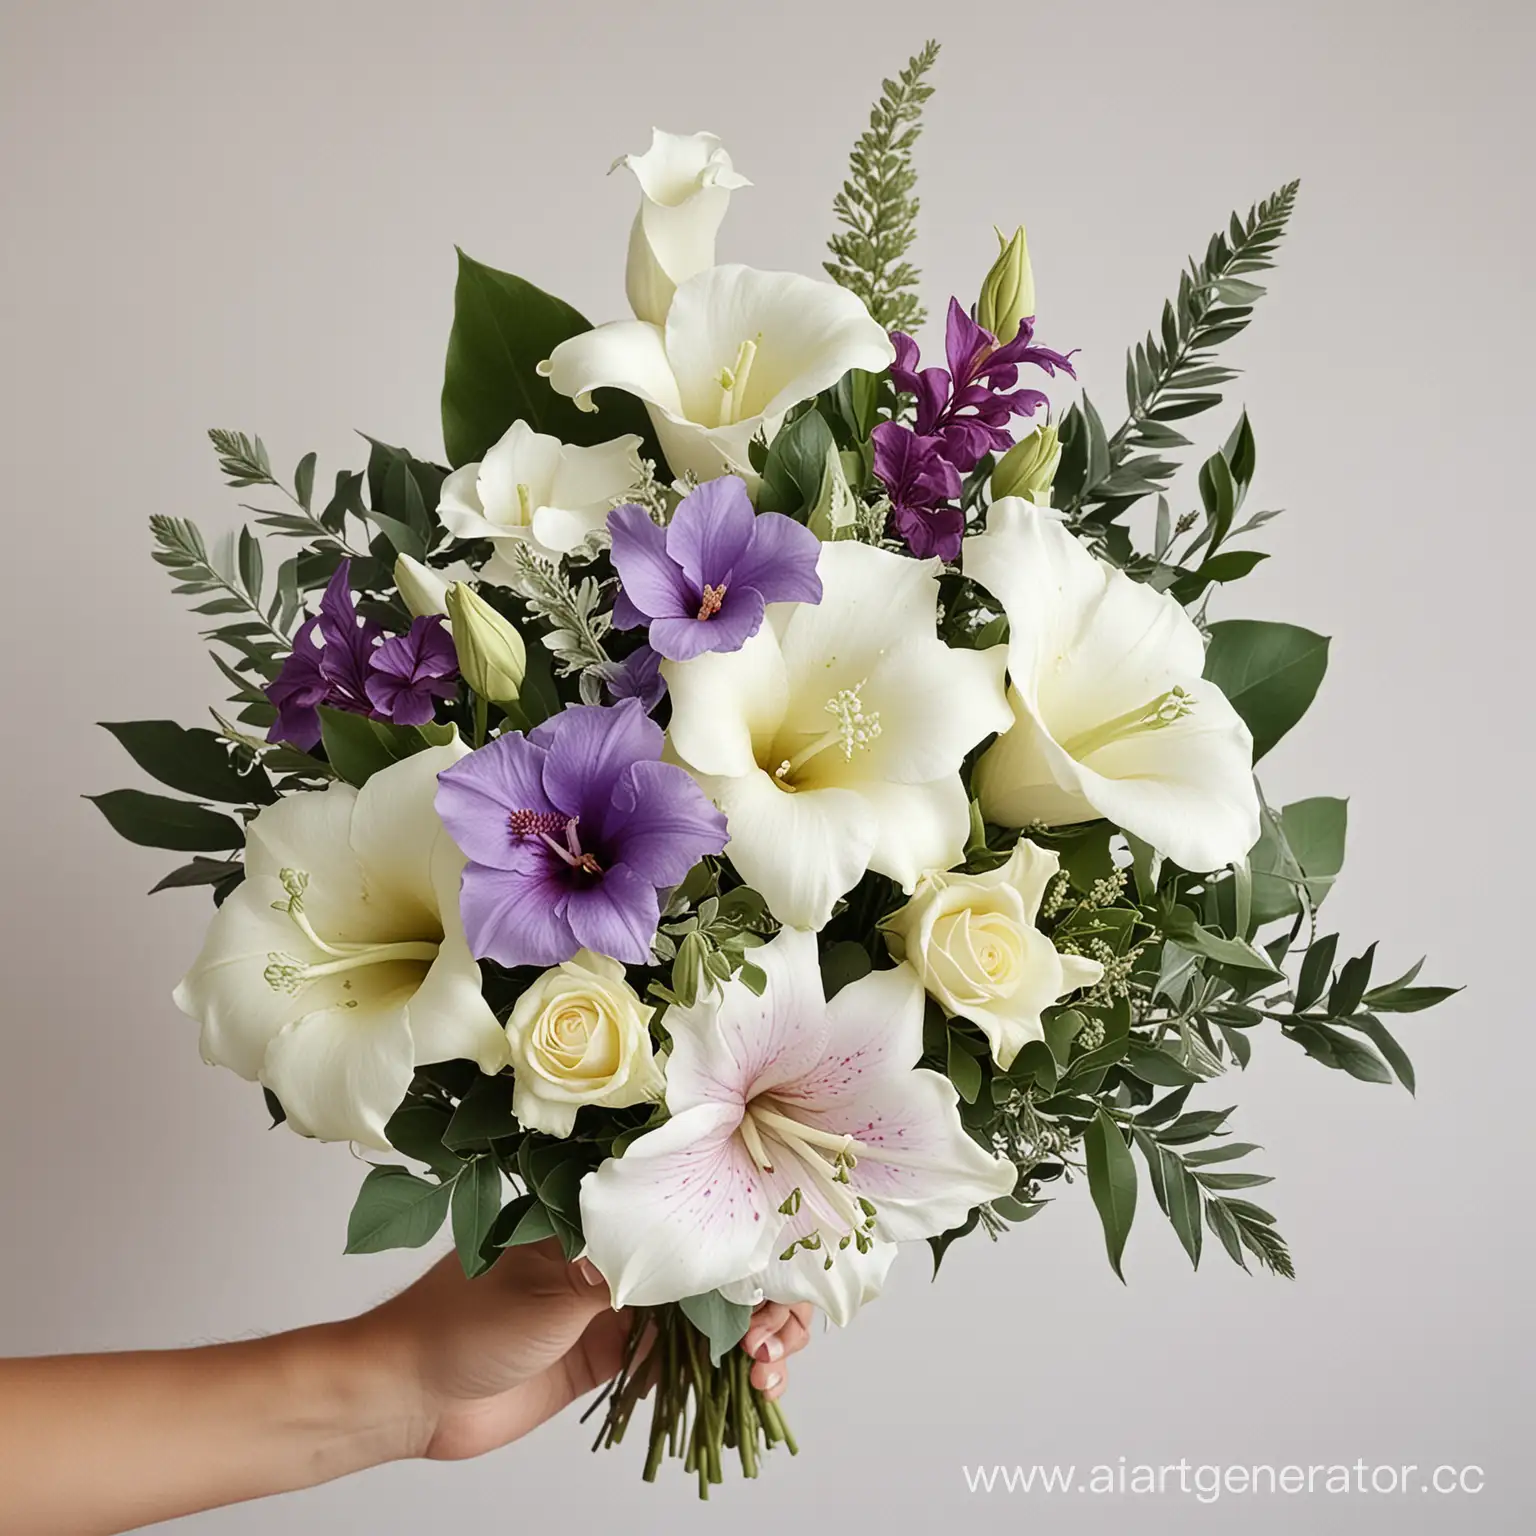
(1203, 621, 1330, 761)
(384, 1102, 461, 1176)
(1328, 943, 1377, 1018)
(489, 1194, 558, 1250)
(451, 1158, 504, 1277)
(100, 720, 277, 804)
(820, 940, 873, 1000)
(443, 1074, 520, 1150)
(318, 708, 450, 789)
(947, 1029, 984, 1104)
(1125, 1041, 1203, 1087)
(89, 790, 244, 852)
(1085, 1109, 1137, 1281)
(756, 407, 835, 518)
(344, 1166, 452, 1253)
(1352, 1014, 1417, 1094)
(1154, 901, 1281, 974)
(1132, 1132, 1204, 1270)
(148, 857, 244, 894)
(441, 250, 655, 467)
(1295, 932, 1338, 1011)
(1251, 797, 1347, 922)
(679, 1290, 754, 1366)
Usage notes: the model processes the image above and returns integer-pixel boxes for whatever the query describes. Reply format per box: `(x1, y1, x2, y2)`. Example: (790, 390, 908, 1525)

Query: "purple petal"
(611, 588, 648, 631)
(608, 502, 693, 623)
(604, 759, 729, 886)
(944, 297, 993, 389)
(563, 863, 661, 964)
(457, 858, 579, 968)
(534, 700, 664, 826)
(733, 512, 823, 607)
(889, 332, 923, 395)
(435, 734, 556, 870)
(648, 587, 766, 660)
(266, 617, 328, 749)
(872, 423, 961, 507)
(316, 561, 383, 706)
(665, 477, 756, 591)
(605, 645, 667, 713)
(890, 503, 965, 562)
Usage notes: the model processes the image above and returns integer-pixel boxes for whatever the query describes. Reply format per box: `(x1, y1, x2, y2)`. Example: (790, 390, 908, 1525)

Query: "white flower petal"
(261, 1001, 417, 1152)
(577, 1102, 782, 1307)
(242, 782, 364, 937)
(709, 772, 876, 931)
(857, 776, 973, 894)
(541, 319, 681, 417)
(753, 1230, 897, 1328)
(803, 1070, 1016, 1243)
(663, 623, 790, 779)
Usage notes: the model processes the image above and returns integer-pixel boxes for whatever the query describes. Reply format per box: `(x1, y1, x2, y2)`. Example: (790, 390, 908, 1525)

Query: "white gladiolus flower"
(539, 264, 895, 486)
(438, 419, 644, 577)
(173, 741, 509, 1151)
(578, 927, 1016, 1324)
(662, 541, 1012, 931)
(965, 499, 1261, 873)
(620, 129, 749, 324)
(882, 838, 1104, 1069)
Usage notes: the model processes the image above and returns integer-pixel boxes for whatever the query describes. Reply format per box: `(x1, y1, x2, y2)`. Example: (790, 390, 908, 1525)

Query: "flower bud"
(990, 424, 1060, 506)
(445, 582, 527, 705)
(976, 225, 1036, 345)
(394, 553, 451, 618)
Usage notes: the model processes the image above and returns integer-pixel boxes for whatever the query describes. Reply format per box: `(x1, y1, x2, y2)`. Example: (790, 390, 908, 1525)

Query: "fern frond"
(208, 429, 277, 489)
(1058, 180, 1300, 520)
(824, 40, 940, 334)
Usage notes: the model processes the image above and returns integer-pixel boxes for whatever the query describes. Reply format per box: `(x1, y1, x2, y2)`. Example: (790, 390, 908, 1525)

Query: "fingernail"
(763, 1369, 782, 1391)
(754, 1335, 784, 1363)
(576, 1259, 604, 1287)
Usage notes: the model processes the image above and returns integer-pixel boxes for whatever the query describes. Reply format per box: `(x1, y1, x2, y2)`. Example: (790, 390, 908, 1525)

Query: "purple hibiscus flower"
(871, 422, 965, 562)
(891, 297, 1076, 473)
(266, 560, 460, 749)
(608, 476, 822, 662)
(365, 617, 458, 726)
(434, 699, 727, 968)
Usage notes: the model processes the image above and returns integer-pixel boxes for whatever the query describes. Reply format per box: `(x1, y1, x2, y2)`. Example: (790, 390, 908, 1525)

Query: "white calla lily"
(438, 419, 643, 577)
(539, 264, 895, 485)
(620, 129, 749, 324)
(662, 541, 1013, 931)
(578, 928, 1015, 1324)
(173, 740, 509, 1150)
(965, 499, 1261, 873)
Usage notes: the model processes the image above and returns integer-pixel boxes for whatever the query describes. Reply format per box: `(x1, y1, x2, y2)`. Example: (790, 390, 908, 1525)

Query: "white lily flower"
(965, 499, 1261, 873)
(662, 541, 1013, 930)
(438, 419, 644, 577)
(578, 928, 1016, 1324)
(539, 264, 895, 485)
(620, 129, 749, 325)
(173, 741, 510, 1151)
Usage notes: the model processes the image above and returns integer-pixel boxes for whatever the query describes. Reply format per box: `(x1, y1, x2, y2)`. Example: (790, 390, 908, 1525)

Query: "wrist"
(272, 1317, 434, 1476)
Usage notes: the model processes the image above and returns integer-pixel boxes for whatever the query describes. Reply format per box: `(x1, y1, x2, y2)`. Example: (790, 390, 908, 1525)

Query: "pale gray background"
(1, 0, 1530, 1531)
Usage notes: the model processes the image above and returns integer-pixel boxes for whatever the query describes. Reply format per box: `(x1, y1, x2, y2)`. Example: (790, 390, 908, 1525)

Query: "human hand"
(353, 1241, 814, 1461)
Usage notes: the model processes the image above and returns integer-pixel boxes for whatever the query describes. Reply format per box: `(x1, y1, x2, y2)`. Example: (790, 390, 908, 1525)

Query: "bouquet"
(94, 41, 1455, 1495)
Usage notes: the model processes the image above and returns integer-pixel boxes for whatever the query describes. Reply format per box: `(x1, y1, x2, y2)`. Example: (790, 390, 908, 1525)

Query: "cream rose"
(882, 838, 1104, 1069)
(507, 951, 664, 1136)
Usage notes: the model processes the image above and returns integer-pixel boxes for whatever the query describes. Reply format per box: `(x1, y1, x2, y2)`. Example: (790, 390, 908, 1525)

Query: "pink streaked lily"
(578, 928, 1016, 1325)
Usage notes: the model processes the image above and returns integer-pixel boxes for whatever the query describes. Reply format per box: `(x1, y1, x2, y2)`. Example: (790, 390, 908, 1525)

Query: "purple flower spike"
(365, 616, 459, 727)
(435, 699, 728, 968)
(889, 298, 1076, 474)
(608, 476, 822, 662)
(872, 422, 965, 562)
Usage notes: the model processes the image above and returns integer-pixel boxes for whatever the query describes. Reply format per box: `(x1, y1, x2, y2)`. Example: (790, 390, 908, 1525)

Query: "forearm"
(0, 1321, 422, 1536)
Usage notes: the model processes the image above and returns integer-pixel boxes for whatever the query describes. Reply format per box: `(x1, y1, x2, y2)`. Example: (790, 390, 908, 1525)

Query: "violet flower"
(605, 644, 667, 714)
(434, 699, 727, 968)
(608, 476, 822, 661)
(871, 422, 964, 562)
(891, 298, 1076, 473)
(267, 561, 459, 749)
(365, 617, 458, 726)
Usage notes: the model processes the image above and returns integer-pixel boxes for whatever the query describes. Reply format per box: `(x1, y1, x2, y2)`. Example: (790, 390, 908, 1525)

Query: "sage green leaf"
(443, 1075, 520, 1150)
(947, 1029, 984, 1105)
(317, 708, 446, 789)
(89, 790, 244, 853)
(1203, 620, 1330, 760)
(1352, 1014, 1417, 1094)
(680, 1290, 754, 1366)
(345, 1166, 452, 1254)
(441, 251, 655, 467)
(100, 720, 277, 804)
(1085, 1109, 1137, 1281)
(384, 1102, 461, 1176)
